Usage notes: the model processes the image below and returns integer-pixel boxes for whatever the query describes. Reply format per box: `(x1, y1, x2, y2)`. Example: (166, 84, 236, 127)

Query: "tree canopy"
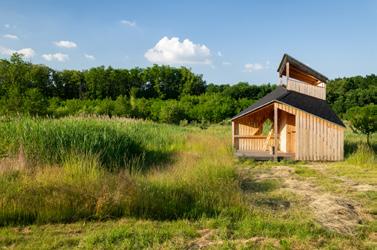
(0, 53, 375, 126)
(346, 104, 377, 146)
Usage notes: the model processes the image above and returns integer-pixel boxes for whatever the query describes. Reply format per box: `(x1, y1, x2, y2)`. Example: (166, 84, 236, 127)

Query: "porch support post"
(274, 103, 278, 161)
(232, 121, 239, 150)
(232, 121, 235, 148)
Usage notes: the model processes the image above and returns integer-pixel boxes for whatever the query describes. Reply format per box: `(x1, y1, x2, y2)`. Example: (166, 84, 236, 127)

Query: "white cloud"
(222, 61, 231, 66)
(54, 40, 77, 48)
(120, 20, 136, 27)
(217, 51, 222, 57)
(3, 34, 19, 40)
(0, 46, 12, 55)
(42, 53, 69, 62)
(244, 63, 264, 72)
(0, 46, 35, 58)
(145, 36, 211, 65)
(84, 54, 95, 60)
(17, 48, 35, 58)
(4, 24, 11, 29)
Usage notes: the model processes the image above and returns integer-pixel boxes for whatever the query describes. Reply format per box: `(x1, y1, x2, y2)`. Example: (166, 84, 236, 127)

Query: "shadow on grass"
(123, 148, 178, 174)
(240, 177, 280, 193)
(240, 177, 290, 211)
(254, 197, 291, 210)
(140, 150, 176, 172)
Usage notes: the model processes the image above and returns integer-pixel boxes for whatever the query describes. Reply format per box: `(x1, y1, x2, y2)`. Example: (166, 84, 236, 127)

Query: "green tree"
(180, 67, 206, 96)
(159, 101, 186, 124)
(54, 70, 83, 99)
(23, 88, 48, 115)
(113, 95, 132, 117)
(84, 66, 107, 99)
(96, 98, 115, 118)
(327, 75, 377, 117)
(346, 104, 377, 146)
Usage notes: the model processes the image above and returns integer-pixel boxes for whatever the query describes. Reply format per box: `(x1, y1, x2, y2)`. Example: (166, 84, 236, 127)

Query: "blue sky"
(0, 0, 376, 84)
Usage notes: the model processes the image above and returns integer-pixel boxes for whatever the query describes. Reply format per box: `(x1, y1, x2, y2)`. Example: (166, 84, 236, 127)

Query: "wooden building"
(232, 54, 345, 161)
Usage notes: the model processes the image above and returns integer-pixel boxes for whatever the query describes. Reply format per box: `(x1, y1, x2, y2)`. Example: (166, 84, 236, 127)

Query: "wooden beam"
(232, 121, 235, 148)
(286, 62, 290, 85)
(288, 67, 321, 85)
(274, 103, 278, 161)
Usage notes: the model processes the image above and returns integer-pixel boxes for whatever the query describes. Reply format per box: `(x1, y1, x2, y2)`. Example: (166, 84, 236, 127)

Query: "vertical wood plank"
(309, 114, 312, 161)
(315, 118, 318, 161)
(324, 122, 328, 160)
(274, 103, 278, 161)
(286, 62, 290, 85)
(295, 113, 299, 160)
(340, 129, 344, 160)
(232, 121, 235, 148)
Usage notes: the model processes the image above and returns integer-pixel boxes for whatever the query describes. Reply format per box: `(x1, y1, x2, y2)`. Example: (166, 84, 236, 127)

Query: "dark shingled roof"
(278, 54, 329, 83)
(232, 86, 345, 127)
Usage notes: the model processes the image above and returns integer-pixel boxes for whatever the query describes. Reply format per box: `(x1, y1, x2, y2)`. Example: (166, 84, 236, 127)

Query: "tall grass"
(130, 132, 242, 220)
(0, 118, 243, 225)
(0, 117, 184, 170)
(344, 127, 376, 167)
(346, 144, 376, 166)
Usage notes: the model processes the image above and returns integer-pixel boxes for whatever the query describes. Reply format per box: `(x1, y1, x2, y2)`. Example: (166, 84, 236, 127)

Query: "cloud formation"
(42, 53, 69, 62)
(54, 40, 77, 48)
(17, 48, 35, 58)
(84, 54, 95, 60)
(3, 34, 19, 40)
(145, 36, 211, 65)
(120, 20, 136, 27)
(0, 46, 35, 58)
(244, 63, 264, 72)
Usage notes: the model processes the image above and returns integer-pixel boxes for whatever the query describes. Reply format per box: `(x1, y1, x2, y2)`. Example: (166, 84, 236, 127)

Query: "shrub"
(96, 98, 115, 118)
(22, 88, 48, 116)
(113, 95, 132, 117)
(159, 101, 186, 124)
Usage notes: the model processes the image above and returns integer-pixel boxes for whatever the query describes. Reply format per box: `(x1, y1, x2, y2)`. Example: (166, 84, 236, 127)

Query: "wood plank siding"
(232, 102, 344, 161)
(275, 102, 344, 161)
(287, 79, 326, 100)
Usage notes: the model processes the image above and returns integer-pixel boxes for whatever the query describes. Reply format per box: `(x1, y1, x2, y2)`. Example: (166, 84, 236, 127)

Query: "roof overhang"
(232, 99, 345, 128)
(232, 101, 275, 121)
(278, 54, 328, 84)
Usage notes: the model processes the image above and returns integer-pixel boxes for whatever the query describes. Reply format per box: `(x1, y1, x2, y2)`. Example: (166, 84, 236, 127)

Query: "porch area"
(235, 150, 295, 161)
(232, 102, 296, 161)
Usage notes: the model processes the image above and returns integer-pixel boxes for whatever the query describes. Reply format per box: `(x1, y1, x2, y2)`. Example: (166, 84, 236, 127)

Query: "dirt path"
(240, 166, 364, 235)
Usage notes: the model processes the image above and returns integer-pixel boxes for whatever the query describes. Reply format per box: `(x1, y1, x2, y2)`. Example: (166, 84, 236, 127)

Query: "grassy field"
(0, 117, 376, 249)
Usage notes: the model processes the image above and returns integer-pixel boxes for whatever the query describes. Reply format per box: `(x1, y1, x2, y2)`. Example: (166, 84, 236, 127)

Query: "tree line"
(0, 53, 376, 125)
(0, 54, 275, 123)
(327, 74, 377, 118)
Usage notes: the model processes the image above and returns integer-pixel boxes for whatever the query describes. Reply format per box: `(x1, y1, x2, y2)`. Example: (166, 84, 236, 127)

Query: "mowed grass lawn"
(0, 117, 376, 249)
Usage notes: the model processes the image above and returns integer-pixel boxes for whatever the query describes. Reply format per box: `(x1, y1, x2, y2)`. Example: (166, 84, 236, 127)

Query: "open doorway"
(279, 111, 296, 154)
